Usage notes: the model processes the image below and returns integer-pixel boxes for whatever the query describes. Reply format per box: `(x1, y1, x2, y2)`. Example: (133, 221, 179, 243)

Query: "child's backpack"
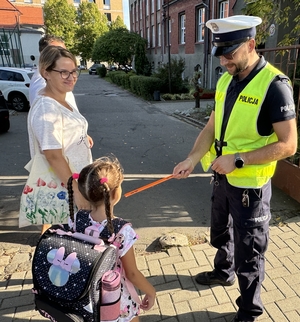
(32, 212, 129, 322)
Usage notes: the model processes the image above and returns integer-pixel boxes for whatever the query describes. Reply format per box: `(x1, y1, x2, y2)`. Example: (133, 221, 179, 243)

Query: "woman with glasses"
(25, 46, 93, 234)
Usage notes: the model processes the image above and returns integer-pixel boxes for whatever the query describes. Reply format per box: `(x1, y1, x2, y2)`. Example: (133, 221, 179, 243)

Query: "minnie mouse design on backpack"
(32, 212, 129, 322)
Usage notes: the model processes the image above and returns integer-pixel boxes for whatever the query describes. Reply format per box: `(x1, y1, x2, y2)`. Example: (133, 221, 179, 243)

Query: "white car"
(0, 67, 34, 112)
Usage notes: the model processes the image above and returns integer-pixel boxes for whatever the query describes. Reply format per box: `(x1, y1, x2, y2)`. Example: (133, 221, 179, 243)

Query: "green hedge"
(109, 71, 131, 89)
(108, 72, 162, 100)
(130, 76, 162, 100)
(97, 66, 107, 78)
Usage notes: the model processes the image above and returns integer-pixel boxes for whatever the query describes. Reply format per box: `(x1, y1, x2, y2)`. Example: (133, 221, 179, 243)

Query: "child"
(67, 156, 156, 322)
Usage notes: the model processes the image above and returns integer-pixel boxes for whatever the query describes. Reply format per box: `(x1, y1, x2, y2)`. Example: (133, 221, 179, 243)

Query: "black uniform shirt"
(220, 56, 296, 140)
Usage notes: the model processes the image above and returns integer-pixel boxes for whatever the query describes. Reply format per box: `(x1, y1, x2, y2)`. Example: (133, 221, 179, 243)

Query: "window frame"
(179, 13, 186, 45)
(196, 7, 205, 42)
(219, 1, 229, 18)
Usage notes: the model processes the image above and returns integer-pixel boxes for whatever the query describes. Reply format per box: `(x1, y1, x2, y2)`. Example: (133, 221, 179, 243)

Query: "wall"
(20, 29, 43, 66)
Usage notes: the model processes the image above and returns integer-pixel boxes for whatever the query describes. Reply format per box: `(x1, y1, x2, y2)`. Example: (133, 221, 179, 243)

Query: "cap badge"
(210, 23, 219, 32)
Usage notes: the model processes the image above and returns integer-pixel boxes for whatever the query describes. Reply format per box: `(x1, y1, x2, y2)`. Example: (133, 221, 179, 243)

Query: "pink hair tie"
(72, 173, 79, 180)
(100, 177, 108, 184)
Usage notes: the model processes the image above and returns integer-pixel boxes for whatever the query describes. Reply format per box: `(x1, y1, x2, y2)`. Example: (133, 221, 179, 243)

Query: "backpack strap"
(74, 213, 141, 304)
(100, 218, 130, 240)
(74, 211, 130, 242)
(74, 210, 92, 233)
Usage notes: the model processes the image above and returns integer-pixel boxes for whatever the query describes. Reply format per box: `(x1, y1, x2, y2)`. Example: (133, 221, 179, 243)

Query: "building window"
(179, 13, 185, 44)
(152, 25, 155, 47)
(151, 0, 154, 13)
(157, 23, 161, 46)
(146, 0, 149, 16)
(24, 0, 33, 3)
(136, 2, 138, 21)
(139, 0, 142, 19)
(169, 18, 171, 46)
(105, 13, 111, 22)
(147, 27, 150, 47)
(196, 7, 205, 42)
(103, 0, 110, 10)
(0, 34, 10, 56)
(219, 1, 229, 18)
(73, 0, 80, 3)
(157, 0, 160, 10)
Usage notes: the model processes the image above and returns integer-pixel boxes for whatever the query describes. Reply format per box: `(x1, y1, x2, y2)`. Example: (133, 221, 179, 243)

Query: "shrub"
(109, 71, 131, 89)
(97, 66, 107, 78)
(153, 57, 187, 94)
(130, 76, 162, 100)
(161, 93, 173, 100)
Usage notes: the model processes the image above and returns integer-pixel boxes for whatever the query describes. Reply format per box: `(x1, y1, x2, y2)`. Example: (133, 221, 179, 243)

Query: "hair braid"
(103, 183, 114, 235)
(67, 176, 75, 224)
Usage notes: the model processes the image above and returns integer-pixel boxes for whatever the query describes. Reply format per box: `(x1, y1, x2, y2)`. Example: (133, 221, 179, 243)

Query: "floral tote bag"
(19, 151, 69, 228)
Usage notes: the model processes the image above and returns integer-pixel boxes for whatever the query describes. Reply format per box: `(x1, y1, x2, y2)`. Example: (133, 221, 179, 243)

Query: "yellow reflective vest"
(201, 62, 282, 188)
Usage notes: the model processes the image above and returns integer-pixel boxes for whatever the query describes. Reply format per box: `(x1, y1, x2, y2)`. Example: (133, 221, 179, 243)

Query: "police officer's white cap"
(206, 15, 262, 57)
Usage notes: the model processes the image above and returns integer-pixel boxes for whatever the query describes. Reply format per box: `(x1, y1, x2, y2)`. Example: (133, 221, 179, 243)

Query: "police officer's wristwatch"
(234, 153, 245, 169)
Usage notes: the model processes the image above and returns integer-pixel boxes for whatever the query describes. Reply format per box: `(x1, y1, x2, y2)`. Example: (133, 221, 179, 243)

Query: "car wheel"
(10, 93, 29, 112)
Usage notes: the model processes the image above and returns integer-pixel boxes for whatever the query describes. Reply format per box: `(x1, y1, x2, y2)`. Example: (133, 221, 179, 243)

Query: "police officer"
(173, 15, 297, 322)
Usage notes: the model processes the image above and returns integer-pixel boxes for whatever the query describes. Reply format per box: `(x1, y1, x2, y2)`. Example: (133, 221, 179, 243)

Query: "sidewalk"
(1, 215, 300, 321)
(1, 99, 300, 321)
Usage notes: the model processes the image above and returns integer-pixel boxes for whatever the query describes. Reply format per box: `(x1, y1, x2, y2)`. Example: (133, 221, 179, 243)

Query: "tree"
(43, 0, 77, 52)
(153, 58, 187, 94)
(134, 39, 151, 76)
(74, 2, 109, 62)
(110, 16, 127, 30)
(243, 0, 300, 46)
(92, 28, 140, 67)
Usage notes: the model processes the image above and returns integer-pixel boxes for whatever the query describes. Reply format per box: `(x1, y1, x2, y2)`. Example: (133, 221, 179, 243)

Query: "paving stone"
(1, 211, 300, 322)
(272, 277, 296, 297)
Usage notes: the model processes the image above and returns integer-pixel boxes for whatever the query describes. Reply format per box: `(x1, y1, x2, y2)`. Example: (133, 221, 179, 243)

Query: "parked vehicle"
(0, 90, 10, 133)
(88, 63, 105, 75)
(0, 67, 34, 112)
(108, 65, 118, 71)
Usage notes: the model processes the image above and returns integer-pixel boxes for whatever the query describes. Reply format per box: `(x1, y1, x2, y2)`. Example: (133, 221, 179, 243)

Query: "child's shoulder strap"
(74, 209, 91, 233)
(100, 217, 130, 239)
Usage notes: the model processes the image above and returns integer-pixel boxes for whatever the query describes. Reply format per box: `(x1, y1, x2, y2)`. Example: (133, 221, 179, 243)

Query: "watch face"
(235, 158, 244, 168)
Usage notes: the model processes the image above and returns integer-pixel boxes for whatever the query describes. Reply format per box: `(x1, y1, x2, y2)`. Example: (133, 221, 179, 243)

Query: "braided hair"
(67, 156, 124, 234)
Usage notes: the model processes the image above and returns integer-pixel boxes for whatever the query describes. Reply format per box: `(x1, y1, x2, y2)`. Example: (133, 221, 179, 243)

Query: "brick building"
(8, 0, 124, 24)
(129, 0, 235, 89)
(1, 0, 125, 67)
(129, 0, 299, 89)
(0, 0, 43, 67)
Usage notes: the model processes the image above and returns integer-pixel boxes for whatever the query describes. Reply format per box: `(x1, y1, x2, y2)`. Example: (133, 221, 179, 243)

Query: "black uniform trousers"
(210, 174, 271, 321)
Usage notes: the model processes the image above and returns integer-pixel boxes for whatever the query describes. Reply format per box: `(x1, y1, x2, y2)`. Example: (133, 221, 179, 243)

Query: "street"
(1, 74, 300, 250)
(0, 74, 213, 249)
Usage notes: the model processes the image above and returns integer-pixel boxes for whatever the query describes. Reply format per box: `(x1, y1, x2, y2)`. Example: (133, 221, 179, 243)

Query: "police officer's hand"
(211, 154, 235, 174)
(173, 158, 194, 179)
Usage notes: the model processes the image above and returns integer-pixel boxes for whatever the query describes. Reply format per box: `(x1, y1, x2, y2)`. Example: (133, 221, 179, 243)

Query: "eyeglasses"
(51, 69, 80, 79)
(218, 42, 247, 60)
